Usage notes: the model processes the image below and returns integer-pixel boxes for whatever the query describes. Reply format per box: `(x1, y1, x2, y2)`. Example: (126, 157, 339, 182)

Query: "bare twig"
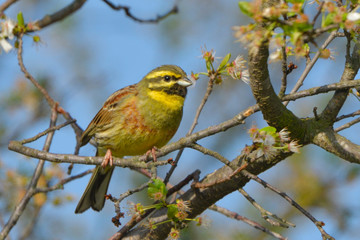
(189, 143, 231, 166)
(238, 188, 295, 228)
(284, 30, 338, 106)
(29, 0, 87, 32)
(243, 171, 335, 240)
(209, 205, 287, 240)
(19, 119, 76, 145)
(282, 79, 360, 102)
(35, 169, 93, 193)
(17, 34, 55, 107)
(311, 1, 325, 26)
(102, 0, 178, 23)
(335, 117, 360, 132)
(0, 0, 19, 13)
(336, 110, 360, 121)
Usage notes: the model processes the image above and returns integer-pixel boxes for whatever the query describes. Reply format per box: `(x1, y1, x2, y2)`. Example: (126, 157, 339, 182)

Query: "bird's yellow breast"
(146, 89, 185, 111)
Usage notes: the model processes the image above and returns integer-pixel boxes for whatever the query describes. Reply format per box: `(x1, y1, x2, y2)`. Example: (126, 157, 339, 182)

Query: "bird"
(75, 65, 192, 213)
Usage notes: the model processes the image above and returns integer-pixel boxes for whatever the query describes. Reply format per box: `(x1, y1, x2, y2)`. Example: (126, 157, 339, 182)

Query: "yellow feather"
(146, 89, 185, 111)
(145, 70, 182, 79)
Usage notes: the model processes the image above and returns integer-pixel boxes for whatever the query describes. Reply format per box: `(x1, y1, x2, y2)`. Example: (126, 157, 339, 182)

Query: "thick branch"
(312, 128, 360, 164)
(248, 38, 305, 141)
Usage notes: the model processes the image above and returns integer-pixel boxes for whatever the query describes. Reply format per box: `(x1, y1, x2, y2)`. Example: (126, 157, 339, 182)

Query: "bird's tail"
(75, 154, 114, 213)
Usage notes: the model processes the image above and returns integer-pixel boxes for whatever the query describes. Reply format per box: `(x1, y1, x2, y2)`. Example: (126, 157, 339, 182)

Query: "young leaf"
(238, 2, 253, 17)
(218, 53, 231, 71)
(259, 126, 277, 134)
(17, 12, 25, 27)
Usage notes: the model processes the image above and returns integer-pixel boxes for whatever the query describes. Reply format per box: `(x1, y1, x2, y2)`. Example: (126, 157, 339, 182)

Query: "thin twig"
(189, 143, 231, 166)
(17, 34, 55, 107)
(0, 0, 19, 13)
(238, 188, 295, 228)
(116, 182, 150, 204)
(283, 30, 338, 106)
(335, 110, 360, 121)
(20, 119, 76, 145)
(164, 76, 215, 185)
(102, 0, 178, 23)
(35, 169, 93, 193)
(209, 205, 287, 240)
(243, 171, 335, 240)
(29, 0, 87, 32)
(282, 79, 360, 102)
(311, 1, 325, 26)
(335, 117, 360, 132)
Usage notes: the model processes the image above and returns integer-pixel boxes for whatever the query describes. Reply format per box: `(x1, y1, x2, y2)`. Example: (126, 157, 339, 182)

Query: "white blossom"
(347, 12, 360, 22)
(0, 18, 16, 53)
(0, 39, 13, 53)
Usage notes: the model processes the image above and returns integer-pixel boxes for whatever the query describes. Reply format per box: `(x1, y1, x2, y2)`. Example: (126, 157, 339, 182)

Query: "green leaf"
(17, 12, 25, 27)
(206, 60, 212, 71)
(259, 126, 277, 134)
(238, 2, 253, 17)
(167, 204, 179, 220)
(147, 179, 168, 201)
(323, 13, 335, 27)
(218, 53, 231, 71)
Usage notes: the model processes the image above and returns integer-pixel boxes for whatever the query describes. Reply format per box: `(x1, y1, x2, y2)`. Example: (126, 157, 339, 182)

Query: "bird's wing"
(80, 84, 138, 146)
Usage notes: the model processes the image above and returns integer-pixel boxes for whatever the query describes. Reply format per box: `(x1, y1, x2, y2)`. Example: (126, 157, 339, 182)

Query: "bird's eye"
(164, 75, 171, 82)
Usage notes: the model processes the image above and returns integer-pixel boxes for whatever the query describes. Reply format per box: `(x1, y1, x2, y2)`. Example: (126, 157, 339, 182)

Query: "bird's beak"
(177, 77, 193, 87)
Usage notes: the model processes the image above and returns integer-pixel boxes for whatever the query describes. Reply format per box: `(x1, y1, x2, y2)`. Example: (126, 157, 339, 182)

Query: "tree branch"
(209, 205, 287, 240)
(8, 140, 169, 169)
(102, 0, 178, 23)
(0, 0, 19, 13)
(248, 33, 305, 141)
(312, 128, 360, 164)
(29, 0, 87, 32)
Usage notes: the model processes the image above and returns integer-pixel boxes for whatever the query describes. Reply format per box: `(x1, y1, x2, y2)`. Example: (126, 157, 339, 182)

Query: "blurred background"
(1, 0, 360, 239)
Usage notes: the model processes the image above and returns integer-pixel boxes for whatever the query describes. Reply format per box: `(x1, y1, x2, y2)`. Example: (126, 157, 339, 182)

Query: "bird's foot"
(101, 149, 113, 168)
(146, 146, 159, 162)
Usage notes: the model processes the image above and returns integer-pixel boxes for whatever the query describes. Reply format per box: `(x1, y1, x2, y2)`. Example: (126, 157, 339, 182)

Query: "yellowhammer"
(75, 65, 192, 213)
